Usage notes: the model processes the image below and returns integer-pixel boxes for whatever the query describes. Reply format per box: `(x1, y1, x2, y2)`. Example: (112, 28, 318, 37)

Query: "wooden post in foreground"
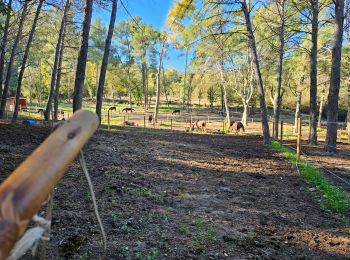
(297, 117, 301, 160)
(280, 121, 283, 145)
(0, 110, 99, 259)
(144, 116, 146, 128)
(171, 119, 173, 130)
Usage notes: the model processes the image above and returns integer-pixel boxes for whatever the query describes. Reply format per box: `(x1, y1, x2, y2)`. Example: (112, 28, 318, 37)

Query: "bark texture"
(73, 0, 93, 112)
(325, 0, 344, 153)
(309, 0, 319, 144)
(96, 0, 117, 122)
(240, 0, 270, 144)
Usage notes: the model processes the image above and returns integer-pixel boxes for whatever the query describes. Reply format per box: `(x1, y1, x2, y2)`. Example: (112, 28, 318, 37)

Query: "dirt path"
(0, 124, 349, 259)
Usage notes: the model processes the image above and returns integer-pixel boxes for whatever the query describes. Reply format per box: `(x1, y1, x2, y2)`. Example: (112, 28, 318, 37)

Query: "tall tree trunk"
(141, 52, 148, 111)
(13, 0, 44, 122)
(242, 101, 249, 126)
(294, 91, 302, 134)
(183, 48, 188, 109)
(0, 0, 12, 100)
(154, 40, 165, 123)
(309, 0, 319, 144)
(318, 80, 327, 128)
(127, 67, 132, 108)
(0, 2, 28, 118)
(44, 0, 70, 121)
(38, 59, 42, 106)
(240, 0, 270, 144)
(347, 79, 350, 142)
(54, 2, 70, 121)
(73, 0, 93, 112)
(325, 0, 344, 153)
(219, 59, 230, 129)
(96, 0, 117, 122)
(273, 0, 285, 138)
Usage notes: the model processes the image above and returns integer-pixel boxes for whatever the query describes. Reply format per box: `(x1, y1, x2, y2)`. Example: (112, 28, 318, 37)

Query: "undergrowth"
(271, 141, 350, 214)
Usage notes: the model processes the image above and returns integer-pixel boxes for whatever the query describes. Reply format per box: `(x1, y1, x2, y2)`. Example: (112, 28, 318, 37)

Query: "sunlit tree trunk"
(154, 40, 165, 123)
(240, 0, 270, 144)
(73, 0, 93, 112)
(293, 91, 301, 134)
(45, 0, 70, 121)
(0, 2, 28, 119)
(96, 0, 117, 122)
(273, 0, 285, 138)
(317, 80, 327, 128)
(309, 0, 319, 144)
(325, 0, 344, 153)
(183, 48, 188, 109)
(13, 0, 44, 121)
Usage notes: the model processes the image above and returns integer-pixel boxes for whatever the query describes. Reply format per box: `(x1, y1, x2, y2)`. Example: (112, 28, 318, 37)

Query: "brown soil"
(0, 123, 349, 259)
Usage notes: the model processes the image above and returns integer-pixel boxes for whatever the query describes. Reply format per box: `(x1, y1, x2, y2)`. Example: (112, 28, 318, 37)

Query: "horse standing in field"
(172, 109, 180, 115)
(230, 121, 245, 134)
(122, 107, 135, 113)
(191, 120, 207, 132)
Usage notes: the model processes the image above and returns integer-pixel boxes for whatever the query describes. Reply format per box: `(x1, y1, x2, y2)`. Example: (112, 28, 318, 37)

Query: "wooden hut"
(6, 97, 27, 111)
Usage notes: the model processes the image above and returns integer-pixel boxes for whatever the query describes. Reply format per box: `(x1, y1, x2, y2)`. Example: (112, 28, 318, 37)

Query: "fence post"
(297, 117, 301, 160)
(144, 116, 146, 128)
(280, 121, 283, 146)
(171, 118, 173, 130)
(123, 115, 125, 125)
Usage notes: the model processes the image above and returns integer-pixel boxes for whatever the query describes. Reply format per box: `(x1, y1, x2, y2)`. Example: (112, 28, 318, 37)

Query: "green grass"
(271, 141, 350, 214)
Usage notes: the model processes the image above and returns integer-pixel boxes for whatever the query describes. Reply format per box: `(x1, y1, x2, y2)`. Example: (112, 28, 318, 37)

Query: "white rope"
(7, 215, 51, 260)
(79, 151, 107, 251)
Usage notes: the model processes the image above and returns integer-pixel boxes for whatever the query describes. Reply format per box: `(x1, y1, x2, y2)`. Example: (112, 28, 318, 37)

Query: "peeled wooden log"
(0, 110, 99, 259)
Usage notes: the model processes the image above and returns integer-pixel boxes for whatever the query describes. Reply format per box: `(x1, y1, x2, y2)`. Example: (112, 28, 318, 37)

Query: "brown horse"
(191, 120, 207, 132)
(123, 121, 138, 126)
(230, 121, 245, 134)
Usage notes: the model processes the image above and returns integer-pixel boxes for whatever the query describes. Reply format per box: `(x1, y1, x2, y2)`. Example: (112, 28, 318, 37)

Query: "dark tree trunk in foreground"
(273, 0, 285, 138)
(240, 0, 270, 144)
(154, 40, 165, 123)
(309, 0, 319, 144)
(325, 0, 344, 153)
(45, 0, 70, 121)
(73, 0, 93, 112)
(96, 0, 117, 122)
(13, 0, 44, 121)
(0, 2, 28, 118)
(0, 0, 13, 100)
(347, 79, 350, 142)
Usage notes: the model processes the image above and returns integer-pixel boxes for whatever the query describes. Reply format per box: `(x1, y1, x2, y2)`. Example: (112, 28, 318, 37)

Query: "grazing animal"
(191, 120, 207, 132)
(123, 121, 138, 126)
(230, 121, 245, 134)
(37, 108, 44, 114)
(218, 110, 226, 116)
(122, 107, 135, 113)
(172, 109, 180, 115)
(148, 114, 153, 123)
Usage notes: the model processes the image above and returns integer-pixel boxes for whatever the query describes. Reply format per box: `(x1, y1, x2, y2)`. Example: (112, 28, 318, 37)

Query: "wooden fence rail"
(0, 110, 99, 259)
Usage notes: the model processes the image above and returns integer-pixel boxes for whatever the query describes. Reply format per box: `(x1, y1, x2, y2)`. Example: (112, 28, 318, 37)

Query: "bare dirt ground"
(284, 140, 350, 198)
(0, 123, 350, 259)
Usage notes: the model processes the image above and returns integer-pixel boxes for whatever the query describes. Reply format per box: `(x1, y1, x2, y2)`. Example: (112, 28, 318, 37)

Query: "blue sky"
(93, 0, 186, 71)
